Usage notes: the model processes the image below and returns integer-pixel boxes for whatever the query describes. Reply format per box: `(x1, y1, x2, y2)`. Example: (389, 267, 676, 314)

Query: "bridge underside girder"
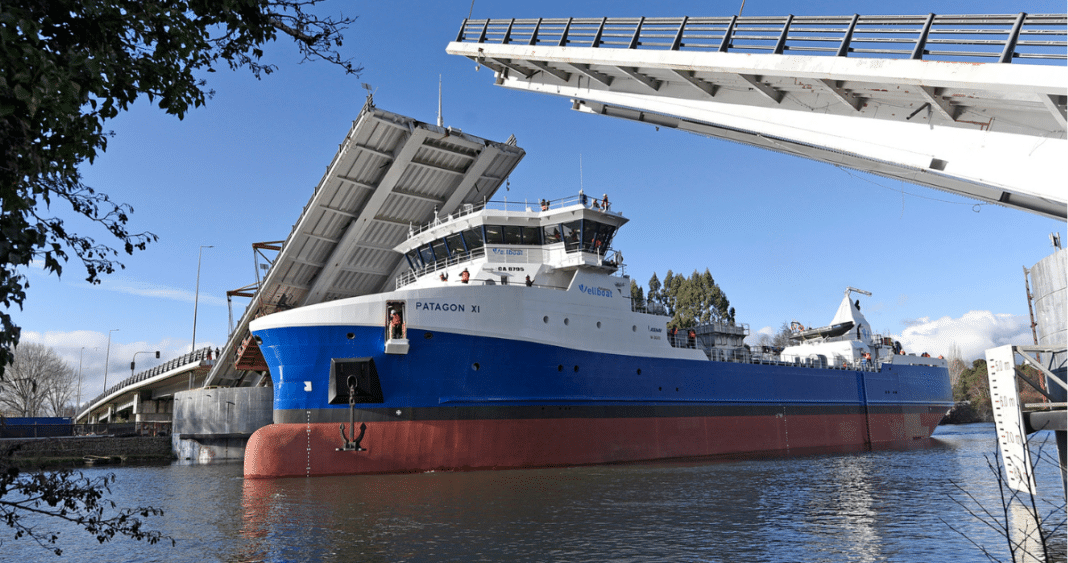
(448, 40, 1067, 220)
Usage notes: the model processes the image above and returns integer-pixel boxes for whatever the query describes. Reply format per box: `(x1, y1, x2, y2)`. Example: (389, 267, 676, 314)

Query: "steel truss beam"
(447, 37, 1067, 220)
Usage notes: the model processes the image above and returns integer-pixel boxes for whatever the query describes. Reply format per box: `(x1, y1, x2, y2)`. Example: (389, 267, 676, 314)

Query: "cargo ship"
(244, 194, 952, 478)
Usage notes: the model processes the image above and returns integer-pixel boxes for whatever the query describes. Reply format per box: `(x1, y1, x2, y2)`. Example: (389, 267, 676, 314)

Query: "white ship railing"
(395, 247, 487, 288)
(455, 14, 1066, 64)
(407, 193, 622, 239)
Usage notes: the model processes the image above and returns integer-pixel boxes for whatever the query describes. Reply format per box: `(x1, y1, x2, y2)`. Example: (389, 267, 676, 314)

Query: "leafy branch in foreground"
(0, 0, 361, 379)
(0, 447, 173, 556)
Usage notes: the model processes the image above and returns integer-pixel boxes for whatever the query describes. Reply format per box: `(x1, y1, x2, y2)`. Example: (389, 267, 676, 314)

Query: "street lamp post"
(131, 350, 160, 377)
(192, 245, 214, 353)
(102, 328, 119, 394)
(77, 346, 86, 419)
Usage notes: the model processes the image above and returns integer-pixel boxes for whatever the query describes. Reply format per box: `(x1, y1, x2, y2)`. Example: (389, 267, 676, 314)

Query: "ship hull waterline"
(244, 407, 947, 478)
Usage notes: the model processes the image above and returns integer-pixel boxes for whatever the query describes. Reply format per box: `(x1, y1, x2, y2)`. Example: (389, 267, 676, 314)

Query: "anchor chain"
(337, 375, 367, 452)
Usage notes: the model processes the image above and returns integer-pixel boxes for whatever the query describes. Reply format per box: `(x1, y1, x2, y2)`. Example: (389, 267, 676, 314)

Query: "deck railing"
(455, 14, 1067, 64)
(407, 193, 619, 240)
(79, 346, 216, 419)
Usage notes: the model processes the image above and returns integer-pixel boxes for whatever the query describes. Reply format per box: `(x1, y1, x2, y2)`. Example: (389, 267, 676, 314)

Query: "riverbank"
(941, 401, 992, 424)
(0, 435, 174, 469)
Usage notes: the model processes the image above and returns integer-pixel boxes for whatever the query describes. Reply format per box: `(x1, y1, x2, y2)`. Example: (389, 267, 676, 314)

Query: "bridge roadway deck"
(76, 347, 215, 424)
(448, 13, 1067, 220)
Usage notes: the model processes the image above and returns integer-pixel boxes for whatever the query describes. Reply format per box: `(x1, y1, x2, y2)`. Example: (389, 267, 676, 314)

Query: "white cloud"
(99, 277, 227, 306)
(893, 310, 1032, 361)
(745, 325, 776, 346)
(26, 265, 226, 306)
(18, 330, 221, 408)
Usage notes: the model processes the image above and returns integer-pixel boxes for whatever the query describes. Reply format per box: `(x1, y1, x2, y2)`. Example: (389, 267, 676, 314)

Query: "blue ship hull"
(245, 324, 952, 477)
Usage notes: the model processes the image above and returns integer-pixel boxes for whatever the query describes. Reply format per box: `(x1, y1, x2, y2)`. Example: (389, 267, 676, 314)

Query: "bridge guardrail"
(81, 346, 216, 417)
(455, 14, 1067, 64)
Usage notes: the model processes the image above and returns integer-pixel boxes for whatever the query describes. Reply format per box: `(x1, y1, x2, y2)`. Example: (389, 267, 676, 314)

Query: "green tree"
(0, 0, 359, 554)
(647, 273, 661, 308)
(0, 456, 174, 555)
(645, 269, 734, 329)
(756, 321, 793, 349)
(0, 0, 360, 380)
(662, 270, 678, 317)
(954, 359, 992, 420)
(629, 279, 645, 310)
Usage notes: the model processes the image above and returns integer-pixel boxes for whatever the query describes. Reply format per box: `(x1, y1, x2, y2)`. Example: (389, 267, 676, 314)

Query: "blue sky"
(13, 0, 1065, 403)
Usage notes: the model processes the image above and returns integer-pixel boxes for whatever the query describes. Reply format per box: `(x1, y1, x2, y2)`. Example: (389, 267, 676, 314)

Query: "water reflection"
(7, 424, 1059, 562)
(230, 427, 1063, 563)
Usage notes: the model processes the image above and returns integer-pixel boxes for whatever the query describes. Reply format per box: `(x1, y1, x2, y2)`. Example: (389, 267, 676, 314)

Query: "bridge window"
(484, 225, 504, 244)
(446, 233, 466, 257)
(561, 220, 581, 251)
(580, 220, 617, 253)
(418, 243, 435, 267)
(503, 225, 522, 245)
(461, 228, 484, 251)
(543, 224, 562, 243)
(431, 239, 449, 263)
(521, 226, 542, 245)
(405, 249, 422, 270)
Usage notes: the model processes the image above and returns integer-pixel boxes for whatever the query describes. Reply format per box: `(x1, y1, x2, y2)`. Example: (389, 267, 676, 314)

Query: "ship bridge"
(394, 193, 628, 289)
(447, 13, 1067, 220)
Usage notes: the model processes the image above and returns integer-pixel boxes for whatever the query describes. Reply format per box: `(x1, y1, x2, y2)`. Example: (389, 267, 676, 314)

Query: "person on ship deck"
(389, 310, 404, 339)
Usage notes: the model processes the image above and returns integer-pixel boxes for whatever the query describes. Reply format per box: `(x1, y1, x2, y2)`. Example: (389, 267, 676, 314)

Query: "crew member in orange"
(389, 310, 403, 339)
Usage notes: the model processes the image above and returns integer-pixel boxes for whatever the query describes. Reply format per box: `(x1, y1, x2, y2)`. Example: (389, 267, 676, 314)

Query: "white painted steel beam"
(672, 70, 718, 98)
(302, 126, 434, 305)
(571, 63, 614, 87)
(447, 40, 1068, 220)
(1040, 93, 1068, 129)
(918, 86, 959, 122)
(616, 67, 661, 92)
(738, 74, 784, 104)
(818, 79, 863, 112)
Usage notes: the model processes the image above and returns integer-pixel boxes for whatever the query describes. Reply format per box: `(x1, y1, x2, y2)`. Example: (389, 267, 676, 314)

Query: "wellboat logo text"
(578, 284, 612, 298)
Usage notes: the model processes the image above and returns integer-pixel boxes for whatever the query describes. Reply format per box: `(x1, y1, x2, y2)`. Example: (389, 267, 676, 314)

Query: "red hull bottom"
(244, 411, 945, 478)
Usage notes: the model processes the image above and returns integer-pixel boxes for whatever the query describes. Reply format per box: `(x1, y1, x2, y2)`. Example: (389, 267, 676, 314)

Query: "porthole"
(574, 365, 579, 373)
(254, 336, 263, 345)
(424, 332, 434, 339)
(558, 365, 564, 372)
(632, 325, 637, 332)
(346, 333, 354, 340)
(543, 316, 549, 324)
(637, 368, 642, 375)
(472, 362, 480, 371)
(564, 318, 570, 326)
(596, 321, 602, 329)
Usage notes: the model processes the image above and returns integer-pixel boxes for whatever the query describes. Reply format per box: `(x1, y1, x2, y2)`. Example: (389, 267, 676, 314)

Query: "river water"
(4, 423, 1065, 562)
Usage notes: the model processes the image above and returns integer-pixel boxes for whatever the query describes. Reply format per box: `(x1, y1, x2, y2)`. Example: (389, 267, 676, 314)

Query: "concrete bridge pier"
(172, 387, 272, 463)
(134, 393, 173, 433)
